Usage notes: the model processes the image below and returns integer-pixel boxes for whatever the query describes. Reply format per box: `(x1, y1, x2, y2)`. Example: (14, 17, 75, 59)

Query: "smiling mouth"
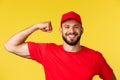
(68, 34, 76, 38)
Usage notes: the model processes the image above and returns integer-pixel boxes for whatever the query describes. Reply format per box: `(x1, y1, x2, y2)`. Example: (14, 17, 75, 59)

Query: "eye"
(74, 25, 79, 28)
(64, 25, 70, 29)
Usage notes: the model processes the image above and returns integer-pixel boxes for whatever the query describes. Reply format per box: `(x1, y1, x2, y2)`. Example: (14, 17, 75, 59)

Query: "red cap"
(61, 11, 82, 25)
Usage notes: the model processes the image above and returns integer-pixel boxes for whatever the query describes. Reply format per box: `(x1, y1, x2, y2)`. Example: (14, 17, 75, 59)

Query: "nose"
(69, 27, 75, 33)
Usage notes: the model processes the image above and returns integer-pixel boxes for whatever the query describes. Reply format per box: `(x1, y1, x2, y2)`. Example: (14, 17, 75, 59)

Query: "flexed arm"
(4, 21, 52, 58)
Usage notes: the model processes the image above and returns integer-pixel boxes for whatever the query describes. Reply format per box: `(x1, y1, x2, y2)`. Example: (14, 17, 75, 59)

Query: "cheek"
(60, 28, 67, 34)
(62, 31, 66, 36)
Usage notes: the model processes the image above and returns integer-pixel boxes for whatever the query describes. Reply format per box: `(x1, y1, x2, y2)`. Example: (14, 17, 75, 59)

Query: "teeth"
(68, 35, 75, 38)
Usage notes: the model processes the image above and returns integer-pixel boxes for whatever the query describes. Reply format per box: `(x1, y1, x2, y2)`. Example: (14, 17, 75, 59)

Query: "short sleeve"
(98, 53, 113, 80)
(27, 42, 47, 64)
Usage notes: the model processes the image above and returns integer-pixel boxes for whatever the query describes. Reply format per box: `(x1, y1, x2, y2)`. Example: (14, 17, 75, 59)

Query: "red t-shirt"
(27, 42, 113, 80)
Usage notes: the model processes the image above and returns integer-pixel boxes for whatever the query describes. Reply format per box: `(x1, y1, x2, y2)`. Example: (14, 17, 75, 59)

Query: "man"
(4, 11, 116, 80)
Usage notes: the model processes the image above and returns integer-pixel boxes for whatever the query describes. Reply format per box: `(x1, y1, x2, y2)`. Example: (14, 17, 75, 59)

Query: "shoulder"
(45, 43, 61, 50)
(82, 46, 104, 58)
(82, 46, 108, 67)
(82, 46, 100, 53)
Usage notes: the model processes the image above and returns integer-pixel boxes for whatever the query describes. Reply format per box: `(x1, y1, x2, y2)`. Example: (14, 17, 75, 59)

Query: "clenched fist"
(33, 21, 52, 32)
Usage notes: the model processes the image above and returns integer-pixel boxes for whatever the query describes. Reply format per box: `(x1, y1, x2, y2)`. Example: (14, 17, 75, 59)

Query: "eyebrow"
(63, 23, 81, 26)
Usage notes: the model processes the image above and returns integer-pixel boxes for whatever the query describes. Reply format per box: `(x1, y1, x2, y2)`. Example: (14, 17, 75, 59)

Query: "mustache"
(65, 32, 78, 35)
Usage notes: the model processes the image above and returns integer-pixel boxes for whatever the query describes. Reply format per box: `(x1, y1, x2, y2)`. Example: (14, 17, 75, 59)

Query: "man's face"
(61, 19, 83, 46)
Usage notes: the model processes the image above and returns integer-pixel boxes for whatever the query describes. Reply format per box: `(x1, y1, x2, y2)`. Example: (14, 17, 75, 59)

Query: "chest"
(43, 50, 96, 80)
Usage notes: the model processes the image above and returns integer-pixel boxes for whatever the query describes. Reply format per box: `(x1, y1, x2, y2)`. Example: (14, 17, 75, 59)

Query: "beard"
(62, 32, 81, 46)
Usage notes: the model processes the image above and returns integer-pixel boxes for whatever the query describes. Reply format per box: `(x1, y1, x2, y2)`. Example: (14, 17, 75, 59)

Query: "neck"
(63, 42, 82, 52)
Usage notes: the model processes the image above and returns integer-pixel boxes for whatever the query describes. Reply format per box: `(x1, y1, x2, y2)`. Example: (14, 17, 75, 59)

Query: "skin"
(4, 21, 52, 58)
(60, 19, 83, 52)
(4, 19, 116, 80)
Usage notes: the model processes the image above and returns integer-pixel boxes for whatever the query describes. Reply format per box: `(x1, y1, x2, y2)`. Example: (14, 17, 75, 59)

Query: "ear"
(60, 27, 62, 35)
(81, 26, 84, 35)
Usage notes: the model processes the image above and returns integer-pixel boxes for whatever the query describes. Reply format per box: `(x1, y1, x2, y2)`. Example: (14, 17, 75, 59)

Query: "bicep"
(11, 43, 30, 58)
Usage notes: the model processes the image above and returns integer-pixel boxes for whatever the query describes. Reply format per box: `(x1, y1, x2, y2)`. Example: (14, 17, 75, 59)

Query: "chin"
(62, 35, 81, 46)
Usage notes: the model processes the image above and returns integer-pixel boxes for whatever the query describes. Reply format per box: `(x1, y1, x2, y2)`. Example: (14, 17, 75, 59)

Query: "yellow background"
(0, 0, 119, 80)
